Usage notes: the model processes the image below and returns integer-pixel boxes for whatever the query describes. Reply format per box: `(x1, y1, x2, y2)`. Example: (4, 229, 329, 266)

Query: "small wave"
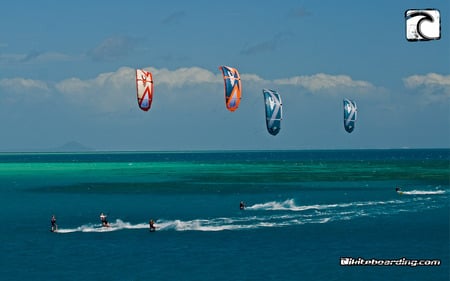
(55, 219, 148, 234)
(247, 199, 310, 211)
(157, 219, 253, 231)
(401, 190, 446, 195)
(246, 198, 406, 212)
(54, 214, 333, 233)
(155, 217, 311, 232)
(54, 196, 445, 234)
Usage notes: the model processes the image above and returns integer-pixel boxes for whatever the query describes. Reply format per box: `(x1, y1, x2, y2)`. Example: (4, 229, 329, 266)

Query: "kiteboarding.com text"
(340, 257, 441, 267)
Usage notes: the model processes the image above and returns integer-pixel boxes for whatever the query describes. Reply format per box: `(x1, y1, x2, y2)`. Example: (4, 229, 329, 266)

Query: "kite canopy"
(218, 66, 242, 112)
(135, 69, 153, 111)
(343, 98, 357, 133)
(263, 89, 282, 136)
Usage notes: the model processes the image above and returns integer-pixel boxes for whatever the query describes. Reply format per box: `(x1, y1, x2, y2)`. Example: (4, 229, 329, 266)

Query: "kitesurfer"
(100, 212, 109, 227)
(50, 215, 57, 232)
(240, 201, 245, 210)
(149, 219, 156, 232)
(395, 187, 403, 195)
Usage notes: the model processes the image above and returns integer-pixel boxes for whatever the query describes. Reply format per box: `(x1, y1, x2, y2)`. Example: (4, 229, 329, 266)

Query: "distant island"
(53, 141, 93, 152)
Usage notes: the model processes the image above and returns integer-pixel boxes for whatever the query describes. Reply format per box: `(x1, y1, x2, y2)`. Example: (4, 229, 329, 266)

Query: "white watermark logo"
(341, 257, 441, 267)
(405, 9, 440, 41)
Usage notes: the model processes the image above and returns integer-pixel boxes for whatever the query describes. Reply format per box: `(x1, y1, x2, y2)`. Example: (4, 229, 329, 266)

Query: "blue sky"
(0, 0, 449, 151)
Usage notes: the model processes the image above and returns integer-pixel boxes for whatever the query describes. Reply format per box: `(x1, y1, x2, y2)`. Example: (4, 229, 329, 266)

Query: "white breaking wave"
(55, 214, 331, 234)
(54, 195, 445, 234)
(56, 219, 148, 233)
(401, 190, 446, 195)
(247, 199, 309, 211)
(246, 198, 406, 212)
(156, 219, 276, 232)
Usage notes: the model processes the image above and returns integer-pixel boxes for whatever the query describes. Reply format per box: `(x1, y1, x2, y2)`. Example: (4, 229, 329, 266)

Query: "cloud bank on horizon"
(1, 66, 448, 110)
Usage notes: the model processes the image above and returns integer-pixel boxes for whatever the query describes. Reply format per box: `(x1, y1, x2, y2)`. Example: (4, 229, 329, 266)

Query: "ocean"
(0, 149, 448, 281)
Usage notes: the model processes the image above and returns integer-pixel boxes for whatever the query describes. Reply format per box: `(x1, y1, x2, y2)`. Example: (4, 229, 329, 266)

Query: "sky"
(0, 0, 449, 151)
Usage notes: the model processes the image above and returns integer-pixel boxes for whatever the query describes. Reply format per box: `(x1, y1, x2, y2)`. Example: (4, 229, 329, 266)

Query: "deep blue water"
(0, 149, 448, 280)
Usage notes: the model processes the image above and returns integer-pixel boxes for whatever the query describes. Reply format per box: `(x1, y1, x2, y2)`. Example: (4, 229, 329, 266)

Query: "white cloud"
(55, 66, 135, 112)
(241, 73, 265, 82)
(274, 73, 374, 93)
(54, 66, 222, 111)
(149, 66, 220, 88)
(0, 78, 49, 92)
(404, 73, 450, 89)
(56, 67, 135, 92)
(0, 78, 50, 104)
(2, 66, 379, 112)
(403, 73, 450, 103)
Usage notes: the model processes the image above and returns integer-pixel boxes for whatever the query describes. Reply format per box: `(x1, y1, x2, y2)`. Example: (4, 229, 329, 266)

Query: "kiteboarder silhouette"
(50, 215, 57, 232)
(100, 212, 109, 227)
(149, 219, 156, 232)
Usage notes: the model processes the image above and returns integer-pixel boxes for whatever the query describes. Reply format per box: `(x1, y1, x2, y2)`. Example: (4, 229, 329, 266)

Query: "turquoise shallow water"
(0, 149, 448, 280)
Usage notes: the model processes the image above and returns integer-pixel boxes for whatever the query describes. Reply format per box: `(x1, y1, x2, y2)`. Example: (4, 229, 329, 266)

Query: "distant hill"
(54, 141, 93, 152)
